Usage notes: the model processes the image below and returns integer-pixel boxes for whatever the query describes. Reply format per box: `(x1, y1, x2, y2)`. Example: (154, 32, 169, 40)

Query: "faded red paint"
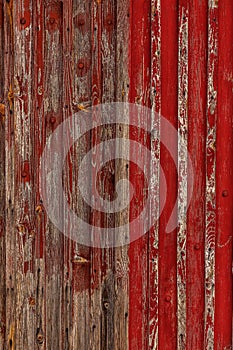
(0, 0, 232, 349)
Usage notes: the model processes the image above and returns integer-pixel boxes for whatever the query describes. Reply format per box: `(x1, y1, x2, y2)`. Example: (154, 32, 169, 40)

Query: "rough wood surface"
(0, 1, 232, 349)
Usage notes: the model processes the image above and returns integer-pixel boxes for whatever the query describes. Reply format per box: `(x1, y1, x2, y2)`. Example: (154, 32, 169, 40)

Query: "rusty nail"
(29, 230, 35, 239)
(78, 62, 84, 69)
(0, 103, 5, 116)
(50, 116, 56, 124)
(20, 18, 26, 25)
(37, 334, 44, 344)
(222, 190, 229, 197)
(28, 297, 35, 306)
(17, 224, 25, 234)
(36, 205, 43, 214)
(194, 243, 200, 250)
(49, 17, 55, 24)
(22, 171, 27, 178)
(165, 295, 171, 302)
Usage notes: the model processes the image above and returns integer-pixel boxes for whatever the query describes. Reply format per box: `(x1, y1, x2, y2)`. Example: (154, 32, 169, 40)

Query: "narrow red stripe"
(215, 0, 233, 348)
(186, 0, 208, 348)
(128, 1, 151, 349)
(159, 1, 178, 349)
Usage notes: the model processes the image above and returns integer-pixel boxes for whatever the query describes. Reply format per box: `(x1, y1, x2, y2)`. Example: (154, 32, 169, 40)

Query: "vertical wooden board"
(128, 0, 151, 349)
(62, 2, 74, 349)
(177, 2, 188, 347)
(205, 1, 218, 348)
(186, 0, 207, 349)
(63, 0, 92, 348)
(89, 2, 109, 350)
(89, 1, 104, 349)
(99, 3, 116, 348)
(149, 0, 161, 348)
(0, 0, 3, 100)
(33, 1, 46, 348)
(159, 1, 178, 348)
(0, 1, 6, 348)
(114, 0, 130, 349)
(43, 1, 64, 348)
(4, 0, 14, 348)
(215, 0, 233, 348)
(5, 0, 39, 348)
(90, 1, 129, 349)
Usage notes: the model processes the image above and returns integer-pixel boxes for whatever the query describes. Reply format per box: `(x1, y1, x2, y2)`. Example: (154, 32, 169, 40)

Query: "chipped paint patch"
(177, 6, 188, 349)
(204, 3, 218, 348)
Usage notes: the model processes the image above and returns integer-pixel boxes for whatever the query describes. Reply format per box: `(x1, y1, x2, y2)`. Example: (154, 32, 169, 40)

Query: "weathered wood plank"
(114, 0, 130, 349)
(128, 0, 151, 349)
(205, 1, 218, 348)
(1, 1, 232, 349)
(65, 0, 91, 348)
(186, 0, 207, 349)
(149, 0, 161, 348)
(5, 1, 39, 349)
(43, 1, 64, 348)
(0, 1, 6, 348)
(215, 0, 233, 348)
(177, 2, 188, 347)
(159, 1, 178, 348)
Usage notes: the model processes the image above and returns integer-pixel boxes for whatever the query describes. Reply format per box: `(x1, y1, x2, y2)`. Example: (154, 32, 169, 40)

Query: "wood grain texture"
(186, 0, 207, 349)
(205, 1, 218, 348)
(149, 0, 161, 348)
(0, 1, 232, 349)
(215, 0, 233, 348)
(177, 3, 188, 348)
(0, 0, 6, 347)
(159, 1, 178, 348)
(128, 0, 151, 349)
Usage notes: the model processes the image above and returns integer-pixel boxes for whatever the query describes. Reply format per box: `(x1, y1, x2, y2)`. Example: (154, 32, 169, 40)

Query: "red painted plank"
(128, 1, 151, 349)
(215, 0, 233, 348)
(159, 1, 178, 348)
(149, 0, 161, 348)
(186, 1, 208, 349)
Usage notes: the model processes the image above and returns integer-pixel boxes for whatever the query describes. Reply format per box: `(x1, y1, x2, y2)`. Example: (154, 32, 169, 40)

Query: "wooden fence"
(0, 0, 232, 349)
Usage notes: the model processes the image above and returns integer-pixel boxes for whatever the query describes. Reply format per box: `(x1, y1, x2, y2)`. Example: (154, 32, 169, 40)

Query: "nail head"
(50, 116, 56, 124)
(37, 334, 44, 344)
(222, 190, 229, 197)
(106, 17, 113, 25)
(78, 18, 85, 26)
(20, 18, 26, 25)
